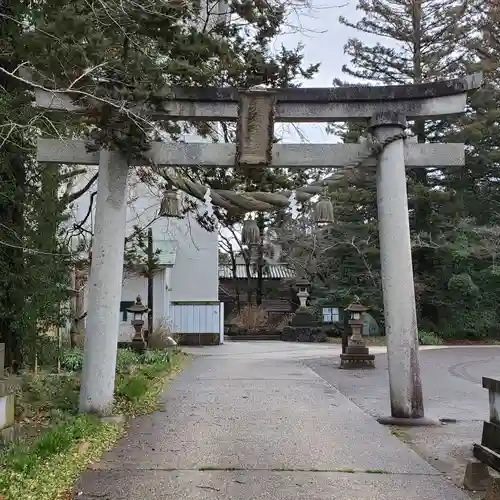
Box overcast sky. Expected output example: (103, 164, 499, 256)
(274, 0, 366, 144)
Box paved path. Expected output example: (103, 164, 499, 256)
(305, 345, 500, 421)
(74, 342, 470, 499)
(305, 344, 500, 495)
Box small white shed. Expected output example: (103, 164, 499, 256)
(118, 211, 223, 345)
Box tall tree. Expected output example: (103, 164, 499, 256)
(328, 0, 491, 335)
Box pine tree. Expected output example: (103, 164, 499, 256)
(329, 0, 493, 335)
(0, 0, 321, 350)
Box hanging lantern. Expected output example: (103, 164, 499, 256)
(159, 189, 180, 218)
(204, 187, 214, 218)
(315, 196, 334, 224)
(242, 219, 260, 245)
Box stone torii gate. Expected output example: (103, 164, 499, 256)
(35, 74, 482, 422)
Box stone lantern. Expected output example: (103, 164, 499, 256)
(339, 301, 375, 369)
(295, 278, 310, 308)
(126, 295, 149, 352)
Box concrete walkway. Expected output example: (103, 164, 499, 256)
(74, 342, 470, 499)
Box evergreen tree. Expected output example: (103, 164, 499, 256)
(324, 0, 498, 336)
(0, 0, 321, 366)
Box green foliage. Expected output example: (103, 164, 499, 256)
(419, 331, 444, 346)
(115, 348, 142, 374)
(115, 374, 149, 403)
(141, 349, 172, 366)
(2, 415, 99, 474)
(447, 273, 479, 296)
(60, 348, 84, 372)
(0, 414, 122, 500)
(15, 372, 80, 419)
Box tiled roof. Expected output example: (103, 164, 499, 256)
(219, 264, 295, 280)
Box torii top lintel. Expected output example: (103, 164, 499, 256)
(164, 73, 482, 103)
(34, 73, 482, 123)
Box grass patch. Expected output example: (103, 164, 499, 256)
(114, 349, 188, 416)
(390, 427, 410, 443)
(0, 415, 123, 500)
(0, 348, 188, 500)
(364, 469, 390, 474)
(418, 331, 444, 346)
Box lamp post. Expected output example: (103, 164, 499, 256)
(126, 295, 149, 352)
(339, 301, 375, 369)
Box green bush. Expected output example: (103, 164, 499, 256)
(17, 372, 80, 418)
(419, 331, 443, 346)
(21, 336, 61, 370)
(60, 348, 84, 372)
(115, 348, 141, 374)
(139, 363, 169, 380)
(140, 349, 171, 365)
(60, 347, 173, 374)
(116, 374, 148, 403)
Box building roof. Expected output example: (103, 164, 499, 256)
(219, 263, 295, 280)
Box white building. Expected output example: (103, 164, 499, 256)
(70, 168, 223, 345)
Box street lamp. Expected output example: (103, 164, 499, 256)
(126, 295, 149, 352)
(340, 300, 375, 369)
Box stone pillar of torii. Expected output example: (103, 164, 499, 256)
(35, 73, 482, 424)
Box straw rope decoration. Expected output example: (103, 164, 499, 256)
(155, 131, 409, 214)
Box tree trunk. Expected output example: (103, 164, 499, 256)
(147, 228, 154, 340)
(256, 213, 265, 306)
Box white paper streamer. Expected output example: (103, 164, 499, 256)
(204, 187, 214, 218)
(289, 190, 298, 220)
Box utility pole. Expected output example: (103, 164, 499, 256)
(147, 227, 154, 340)
(256, 212, 265, 306)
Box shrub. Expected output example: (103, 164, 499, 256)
(16, 372, 80, 419)
(229, 304, 271, 333)
(141, 349, 171, 365)
(115, 374, 148, 403)
(419, 331, 443, 346)
(60, 348, 84, 372)
(148, 319, 179, 349)
(115, 348, 141, 374)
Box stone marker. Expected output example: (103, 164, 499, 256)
(463, 459, 491, 491)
